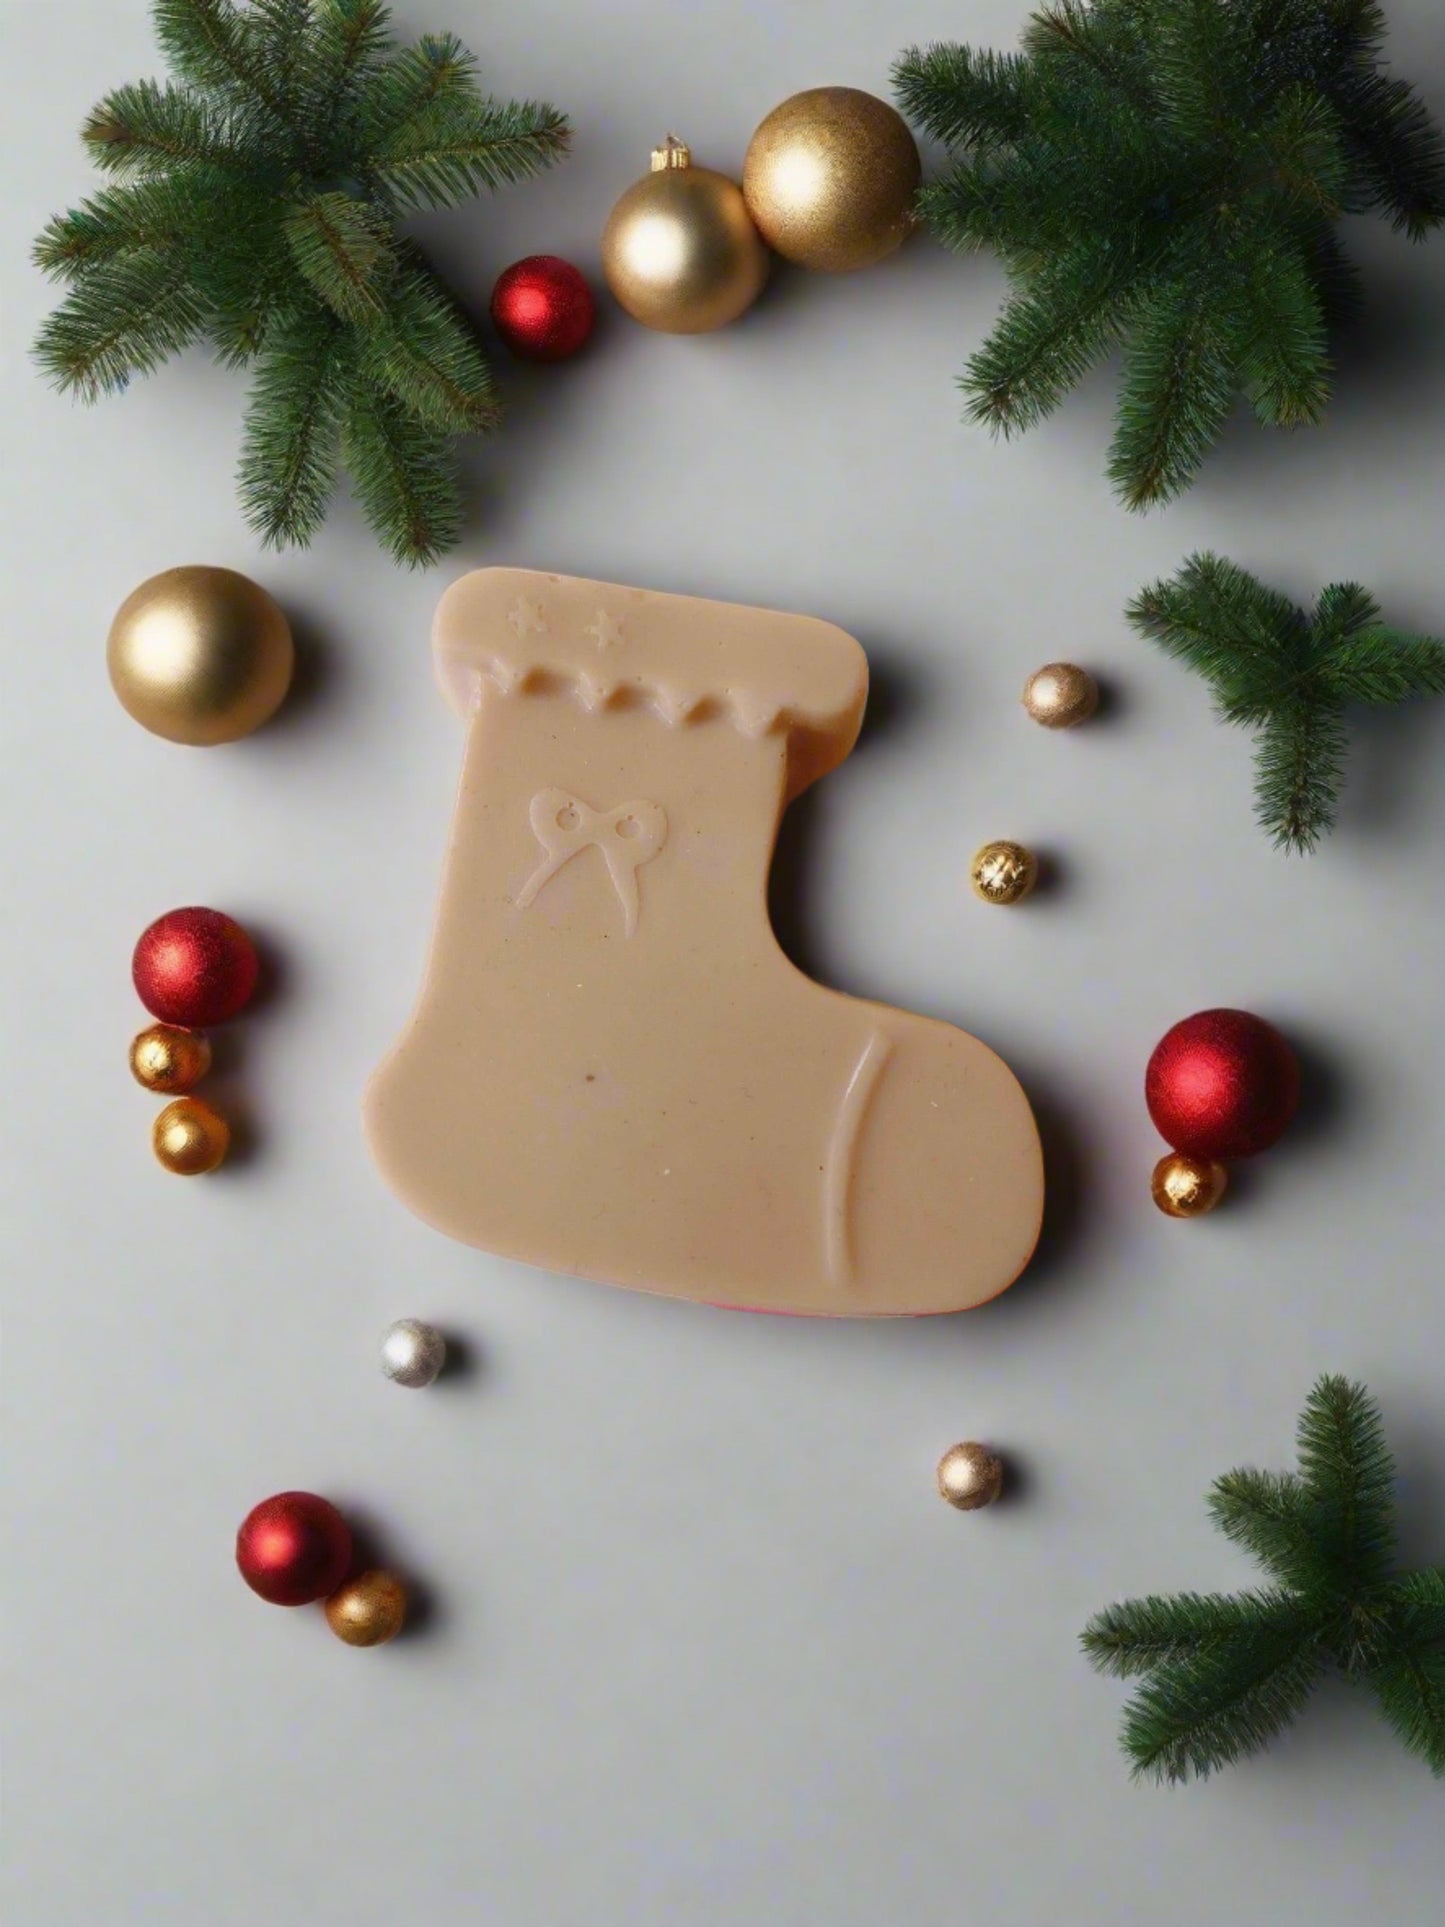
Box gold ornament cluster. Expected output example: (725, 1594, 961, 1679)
(602, 88, 921, 334)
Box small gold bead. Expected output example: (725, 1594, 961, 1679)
(130, 1023, 212, 1094)
(153, 1097, 230, 1176)
(1151, 1152, 1228, 1219)
(325, 1570, 408, 1647)
(937, 1441, 1005, 1511)
(1022, 662, 1099, 728)
(971, 840, 1039, 905)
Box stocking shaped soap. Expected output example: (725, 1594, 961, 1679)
(365, 570, 1043, 1315)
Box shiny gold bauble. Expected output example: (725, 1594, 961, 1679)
(743, 87, 921, 272)
(1022, 662, 1100, 729)
(325, 1569, 408, 1647)
(153, 1096, 231, 1175)
(1152, 1152, 1228, 1219)
(937, 1442, 1005, 1511)
(108, 566, 294, 745)
(130, 1023, 212, 1094)
(602, 137, 768, 334)
(971, 840, 1039, 905)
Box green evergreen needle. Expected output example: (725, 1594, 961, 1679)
(32, 0, 570, 565)
(1082, 1377, 1445, 1783)
(896, 1, 1445, 508)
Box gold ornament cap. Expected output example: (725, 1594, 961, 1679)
(971, 840, 1039, 906)
(937, 1442, 1005, 1511)
(651, 136, 692, 171)
(108, 565, 294, 746)
(1152, 1152, 1228, 1219)
(1022, 662, 1099, 729)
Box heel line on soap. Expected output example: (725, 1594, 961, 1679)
(823, 1029, 891, 1292)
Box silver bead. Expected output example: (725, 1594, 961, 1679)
(380, 1318, 447, 1388)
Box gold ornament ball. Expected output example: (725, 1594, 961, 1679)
(602, 138, 769, 334)
(937, 1442, 1005, 1511)
(153, 1096, 230, 1176)
(325, 1569, 408, 1647)
(971, 840, 1039, 905)
(130, 1023, 212, 1095)
(108, 566, 294, 746)
(1022, 662, 1100, 729)
(742, 86, 921, 272)
(1152, 1152, 1229, 1219)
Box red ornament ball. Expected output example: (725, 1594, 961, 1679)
(236, 1492, 353, 1607)
(1146, 1009, 1301, 1160)
(490, 254, 596, 361)
(133, 907, 259, 1027)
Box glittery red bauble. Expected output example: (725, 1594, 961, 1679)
(236, 1492, 353, 1607)
(133, 907, 259, 1027)
(1146, 1009, 1301, 1160)
(490, 255, 596, 361)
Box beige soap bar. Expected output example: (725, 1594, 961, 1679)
(364, 569, 1043, 1316)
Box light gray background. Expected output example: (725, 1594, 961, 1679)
(4, 3, 1444, 1922)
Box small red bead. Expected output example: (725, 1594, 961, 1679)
(236, 1492, 353, 1607)
(1146, 1008, 1300, 1160)
(490, 255, 596, 362)
(133, 907, 259, 1027)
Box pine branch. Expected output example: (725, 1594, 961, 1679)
(962, 243, 1143, 434)
(1107, 280, 1240, 508)
(1386, 1568, 1445, 1643)
(1128, 555, 1445, 850)
(1254, 698, 1349, 851)
(1295, 1376, 1398, 1597)
(1319, 626, 1445, 705)
(1085, 1377, 1445, 1782)
(358, 265, 499, 433)
(33, 179, 195, 280)
(1082, 1588, 1305, 1678)
(153, 0, 292, 125)
(893, 44, 1033, 151)
(34, 250, 206, 399)
(283, 191, 396, 323)
(83, 80, 246, 176)
(1369, 1647, 1445, 1774)
(341, 384, 461, 565)
(1207, 1470, 1325, 1592)
(33, 0, 571, 563)
(1120, 1625, 1323, 1783)
(898, 0, 1445, 506)
(238, 303, 350, 548)
(369, 95, 570, 212)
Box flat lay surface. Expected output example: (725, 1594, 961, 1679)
(3, 3, 1444, 1922)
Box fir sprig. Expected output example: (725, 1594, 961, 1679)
(33, 0, 570, 564)
(1128, 553, 1445, 852)
(896, 1, 1445, 509)
(1083, 1377, 1445, 1784)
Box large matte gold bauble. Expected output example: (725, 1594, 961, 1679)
(1151, 1152, 1228, 1219)
(937, 1442, 1005, 1511)
(743, 87, 921, 272)
(602, 138, 768, 334)
(325, 1569, 408, 1647)
(153, 1097, 231, 1176)
(108, 566, 294, 745)
(130, 1023, 212, 1094)
(971, 840, 1039, 906)
(1022, 662, 1100, 729)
